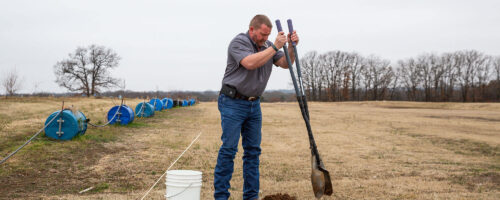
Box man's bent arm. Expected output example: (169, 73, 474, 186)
(240, 47, 278, 70)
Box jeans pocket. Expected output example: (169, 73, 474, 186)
(218, 95, 223, 111)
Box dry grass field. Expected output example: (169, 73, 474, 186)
(0, 97, 499, 199)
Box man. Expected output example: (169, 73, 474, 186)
(214, 14, 299, 200)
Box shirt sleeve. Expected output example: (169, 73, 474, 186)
(229, 36, 254, 67)
(273, 50, 285, 66)
(267, 40, 285, 66)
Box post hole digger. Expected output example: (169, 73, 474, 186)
(275, 19, 333, 198)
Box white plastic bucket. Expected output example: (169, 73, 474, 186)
(165, 170, 202, 200)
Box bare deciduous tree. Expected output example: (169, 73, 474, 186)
(316, 54, 327, 101)
(390, 67, 401, 100)
(429, 54, 445, 101)
(348, 53, 363, 101)
(324, 51, 348, 101)
(494, 56, 500, 100)
(300, 51, 320, 100)
(456, 50, 488, 102)
(361, 62, 372, 100)
(476, 56, 491, 101)
(363, 56, 392, 100)
(440, 53, 458, 101)
(54, 44, 121, 97)
(416, 54, 431, 101)
(398, 58, 421, 101)
(2, 68, 22, 96)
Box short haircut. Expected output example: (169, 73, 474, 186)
(249, 14, 272, 30)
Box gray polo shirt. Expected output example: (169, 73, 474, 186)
(221, 32, 284, 97)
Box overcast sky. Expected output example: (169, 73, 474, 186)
(1, 0, 499, 94)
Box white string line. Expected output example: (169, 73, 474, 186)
(136, 101, 146, 117)
(139, 131, 203, 200)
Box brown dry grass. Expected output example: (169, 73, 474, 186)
(0, 98, 499, 199)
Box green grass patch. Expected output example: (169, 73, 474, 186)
(75, 129, 117, 143)
(27, 138, 55, 151)
(90, 182, 110, 193)
(399, 131, 500, 157)
(0, 134, 30, 153)
(126, 121, 150, 128)
(112, 182, 138, 193)
(451, 171, 500, 192)
(0, 168, 7, 176)
(0, 113, 12, 132)
(429, 138, 500, 157)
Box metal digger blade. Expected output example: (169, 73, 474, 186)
(319, 161, 333, 196)
(311, 155, 325, 198)
(311, 153, 333, 198)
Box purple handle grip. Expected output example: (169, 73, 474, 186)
(287, 19, 294, 33)
(275, 20, 283, 32)
(287, 19, 296, 46)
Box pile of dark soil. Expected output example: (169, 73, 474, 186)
(262, 193, 297, 200)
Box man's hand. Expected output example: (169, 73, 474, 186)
(275, 30, 299, 69)
(274, 31, 287, 49)
(288, 30, 299, 46)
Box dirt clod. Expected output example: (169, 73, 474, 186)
(262, 193, 297, 200)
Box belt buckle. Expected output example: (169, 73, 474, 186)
(248, 97, 256, 101)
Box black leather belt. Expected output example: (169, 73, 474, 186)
(220, 84, 259, 101)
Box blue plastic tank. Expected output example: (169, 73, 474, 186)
(107, 105, 135, 125)
(182, 100, 188, 107)
(166, 98, 174, 109)
(149, 98, 164, 111)
(161, 98, 168, 109)
(135, 102, 155, 117)
(44, 110, 88, 140)
(190, 98, 196, 106)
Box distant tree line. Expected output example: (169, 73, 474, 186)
(299, 50, 500, 102)
(6, 45, 500, 103)
(3, 89, 296, 103)
(102, 90, 219, 102)
(102, 90, 297, 102)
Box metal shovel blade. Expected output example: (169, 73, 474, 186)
(311, 153, 333, 198)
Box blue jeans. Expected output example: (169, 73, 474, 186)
(214, 94, 262, 200)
